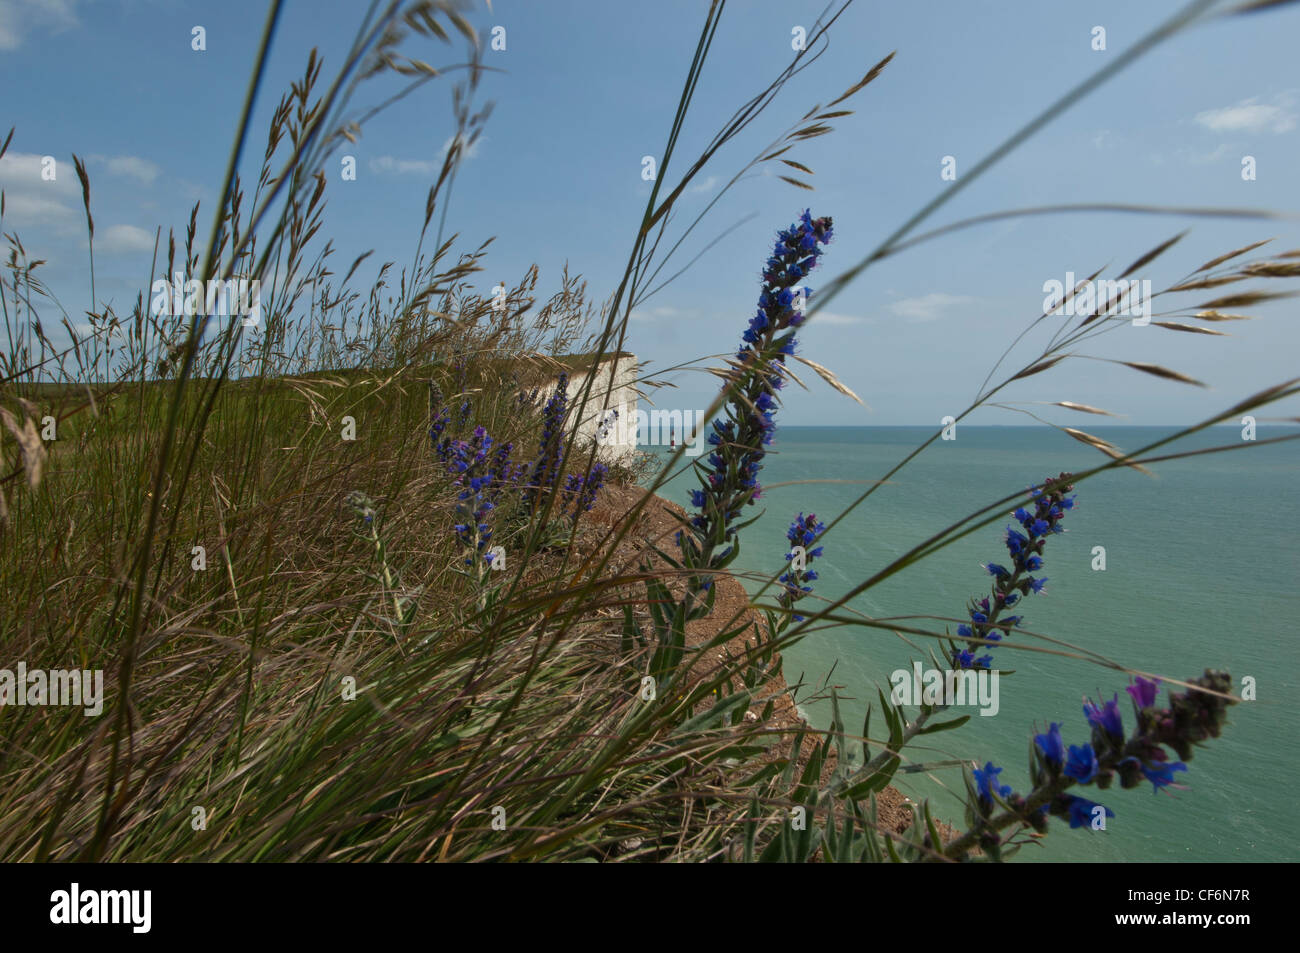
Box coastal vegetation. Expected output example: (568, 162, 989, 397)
(1, 0, 1296, 862)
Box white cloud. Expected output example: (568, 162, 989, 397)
(688, 175, 719, 194)
(0, 151, 80, 195)
(175, 179, 207, 202)
(71, 321, 124, 339)
(369, 155, 438, 176)
(89, 154, 162, 185)
(440, 132, 481, 161)
(1176, 142, 1234, 165)
(888, 292, 973, 323)
(628, 305, 682, 323)
(369, 134, 486, 177)
(1, 191, 77, 224)
(1194, 93, 1297, 134)
(97, 224, 155, 254)
(0, 0, 82, 51)
(0, 151, 80, 225)
(807, 311, 866, 326)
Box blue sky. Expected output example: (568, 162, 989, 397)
(2, 0, 1298, 425)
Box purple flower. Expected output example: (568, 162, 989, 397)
(1127, 676, 1161, 709)
(524, 374, 570, 512)
(959, 672, 1234, 855)
(1083, 693, 1125, 743)
(559, 462, 609, 520)
(429, 405, 451, 450)
(432, 424, 520, 564)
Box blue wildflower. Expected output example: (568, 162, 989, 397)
(949, 474, 1075, 670)
(1064, 796, 1114, 830)
(1084, 693, 1125, 746)
(960, 671, 1236, 856)
(1035, 723, 1065, 769)
(1064, 743, 1099, 783)
(777, 512, 827, 624)
(523, 373, 569, 512)
(679, 211, 832, 605)
(973, 761, 1014, 813)
(1141, 760, 1188, 792)
(558, 461, 609, 521)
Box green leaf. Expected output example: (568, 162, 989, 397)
(835, 812, 856, 863)
(644, 577, 672, 640)
(829, 688, 849, 782)
(884, 831, 903, 863)
(793, 735, 825, 806)
(861, 705, 872, 764)
(897, 758, 969, 774)
(878, 688, 904, 751)
(703, 617, 752, 649)
(740, 760, 787, 788)
(671, 690, 752, 735)
(916, 714, 971, 735)
(923, 801, 943, 853)
(820, 812, 838, 863)
(861, 797, 883, 863)
(781, 731, 804, 789)
(841, 767, 893, 799)
(757, 824, 786, 862)
(711, 533, 742, 569)
(743, 797, 760, 863)
(620, 604, 643, 654)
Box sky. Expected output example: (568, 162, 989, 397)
(1, 0, 1298, 425)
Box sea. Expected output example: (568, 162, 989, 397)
(654, 425, 1299, 863)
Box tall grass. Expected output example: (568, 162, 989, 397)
(0, 0, 1296, 862)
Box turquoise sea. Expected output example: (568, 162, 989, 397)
(656, 426, 1299, 863)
